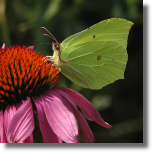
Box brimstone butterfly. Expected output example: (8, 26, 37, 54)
(41, 18, 133, 89)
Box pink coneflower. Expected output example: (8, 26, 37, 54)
(0, 44, 112, 143)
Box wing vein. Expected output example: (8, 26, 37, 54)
(68, 64, 94, 87)
(68, 42, 108, 61)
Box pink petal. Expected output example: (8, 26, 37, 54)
(28, 46, 34, 50)
(1, 43, 5, 49)
(77, 112, 94, 143)
(51, 89, 94, 143)
(23, 133, 33, 143)
(0, 110, 3, 142)
(34, 96, 62, 143)
(4, 105, 16, 134)
(6, 98, 34, 143)
(41, 91, 79, 143)
(0, 110, 7, 143)
(54, 86, 113, 129)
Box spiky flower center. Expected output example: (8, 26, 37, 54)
(0, 46, 59, 109)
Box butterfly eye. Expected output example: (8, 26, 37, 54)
(54, 43, 60, 51)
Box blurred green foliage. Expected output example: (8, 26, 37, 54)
(0, 0, 143, 143)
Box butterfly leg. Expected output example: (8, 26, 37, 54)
(43, 56, 54, 62)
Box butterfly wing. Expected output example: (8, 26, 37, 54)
(59, 18, 133, 89)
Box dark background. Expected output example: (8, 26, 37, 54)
(0, 0, 143, 143)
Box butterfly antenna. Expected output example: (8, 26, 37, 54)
(40, 27, 59, 49)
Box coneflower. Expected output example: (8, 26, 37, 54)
(0, 43, 112, 143)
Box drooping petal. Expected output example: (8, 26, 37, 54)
(4, 105, 16, 134)
(0, 110, 3, 143)
(54, 86, 113, 129)
(76, 112, 94, 143)
(0, 110, 7, 143)
(41, 91, 79, 143)
(34, 96, 62, 143)
(6, 98, 34, 143)
(51, 89, 94, 143)
(23, 133, 33, 143)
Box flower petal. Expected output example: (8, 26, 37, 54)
(23, 133, 33, 143)
(1, 43, 5, 49)
(0, 110, 7, 143)
(27, 46, 34, 50)
(41, 91, 79, 143)
(4, 105, 16, 134)
(6, 98, 34, 143)
(0, 110, 3, 143)
(54, 86, 113, 129)
(34, 96, 62, 143)
(51, 89, 94, 143)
